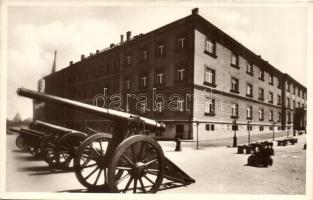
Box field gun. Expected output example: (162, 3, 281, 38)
(17, 87, 195, 193)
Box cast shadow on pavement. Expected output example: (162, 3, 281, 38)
(18, 166, 73, 176)
(57, 181, 186, 193)
(15, 155, 42, 161)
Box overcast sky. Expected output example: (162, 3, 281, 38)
(6, 5, 308, 120)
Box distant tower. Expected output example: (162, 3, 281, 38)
(51, 50, 57, 73)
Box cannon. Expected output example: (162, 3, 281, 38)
(10, 127, 49, 157)
(17, 87, 195, 193)
(34, 120, 89, 169)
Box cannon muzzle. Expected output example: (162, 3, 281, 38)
(17, 87, 165, 129)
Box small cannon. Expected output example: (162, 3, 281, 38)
(34, 120, 89, 169)
(17, 87, 195, 193)
(10, 127, 48, 156)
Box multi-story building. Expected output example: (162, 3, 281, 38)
(36, 8, 307, 140)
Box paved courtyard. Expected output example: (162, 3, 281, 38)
(5, 133, 306, 194)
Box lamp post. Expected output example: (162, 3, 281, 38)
(232, 116, 238, 147)
(272, 121, 275, 141)
(196, 121, 199, 150)
(287, 122, 290, 138)
(247, 120, 251, 144)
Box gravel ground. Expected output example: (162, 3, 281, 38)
(5, 134, 306, 194)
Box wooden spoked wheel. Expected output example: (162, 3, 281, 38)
(16, 135, 26, 150)
(54, 133, 86, 170)
(74, 133, 111, 191)
(39, 135, 59, 168)
(108, 135, 164, 193)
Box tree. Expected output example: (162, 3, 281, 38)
(12, 113, 22, 122)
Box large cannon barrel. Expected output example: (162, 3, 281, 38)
(17, 87, 165, 129)
(35, 120, 87, 136)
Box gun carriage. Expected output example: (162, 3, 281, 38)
(17, 87, 195, 193)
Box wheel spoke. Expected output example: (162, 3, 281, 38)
(144, 159, 158, 166)
(84, 166, 100, 180)
(89, 144, 101, 157)
(81, 163, 97, 169)
(139, 177, 146, 193)
(146, 169, 159, 174)
(122, 176, 133, 193)
(122, 154, 134, 166)
(93, 168, 102, 185)
(143, 175, 155, 186)
(133, 177, 137, 193)
(104, 168, 107, 184)
(98, 139, 104, 156)
(116, 166, 132, 171)
(116, 172, 130, 185)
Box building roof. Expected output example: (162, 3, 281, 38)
(46, 8, 306, 90)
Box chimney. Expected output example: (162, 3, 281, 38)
(110, 43, 115, 48)
(96, 50, 100, 54)
(51, 50, 57, 74)
(120, 34, 124, 44)
(81, 54, 85, 60)
(126, 31, 131, 41)
(192, 8, 199, 15)
(69, 61, 73, 65)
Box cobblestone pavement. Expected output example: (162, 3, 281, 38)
(5, 134, 306, 194)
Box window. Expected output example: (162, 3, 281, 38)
(231, 104, 239, 118)
(139, 74, 148, 88)
(231, 52, 239, 68)
(287, 98, 290, 108)
(259, 69, 264, 81)
(298, 89, 301, 97)
(259, 108, 264, 120)
(156, 72, 165, 86)
(246, 62, 253, 75)
(141, 49, 148, 62)
(302, 103, 304, 108)
(293, 86, 296, 94)
(205, 37, 216, 56)
(124, 80, 131, 90)
(157, 43, 166, 57)
(277, 95, 281, 105)
(259, 126, 264, 131)
(176, 67, 186, 82)
(277, 112, 281, 122)
(246, 106, 253, 119)
(269, 74, 273, 85)
(177, 36, 186, 50)
(287, 112, 291, 123)
(268, 92, 273, 103)
(277, 79, 282, 89)
(230, 77, 239, 93)
(206, 124, 215, 131)
(258, 88, 264, 101)
(292, 100, 295, 109)
(126, 55, 131, 65)
(269, 110, 273, 121)
(298, 102, 301, 108)
(287, 82, 290, 92)
(204, 67, 216, 86)
(246, 83, 253, 97)
(302, 91, 305, 99)
(204, 98, 215, 115)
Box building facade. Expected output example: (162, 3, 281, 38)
(36, 8, 307, 140)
